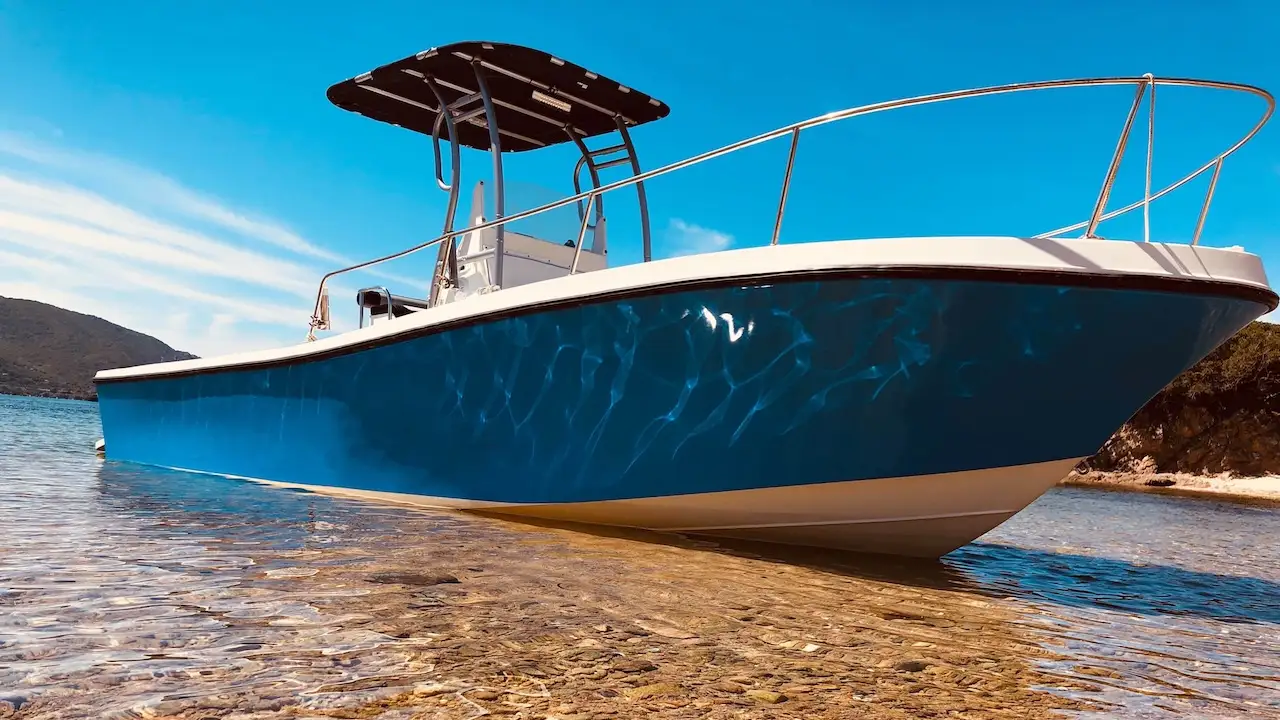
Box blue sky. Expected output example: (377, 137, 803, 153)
(1, 0, 1278, 355)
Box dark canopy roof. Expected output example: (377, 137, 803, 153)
(326, 41, 671, 153)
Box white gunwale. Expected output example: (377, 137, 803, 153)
(95, 236, 1274, 381)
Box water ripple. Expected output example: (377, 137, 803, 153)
(3, 395, 1278, 718)
(951, 488, 1280, 717)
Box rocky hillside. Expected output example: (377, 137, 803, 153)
(0, 297, 196, 401)
(1082, 320, 1280, 477)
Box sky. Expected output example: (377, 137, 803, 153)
(1, 0, 1279, 356)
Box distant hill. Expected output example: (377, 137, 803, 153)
(0, 297, 197, 401)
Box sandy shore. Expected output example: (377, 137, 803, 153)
(1062, 470, 1280, 503)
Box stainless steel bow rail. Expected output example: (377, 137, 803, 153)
(307, 74, 1274, 339)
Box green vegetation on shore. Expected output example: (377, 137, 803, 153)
(1083, 320, 1280, 477)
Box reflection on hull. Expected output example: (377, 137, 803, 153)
(97, 274, 1269, 557)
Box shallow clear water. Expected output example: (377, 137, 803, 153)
(950, 491, 1280, 717)
(2, 395, 1277, 718)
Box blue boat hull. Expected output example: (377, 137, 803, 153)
(96, 274, 1268, 553)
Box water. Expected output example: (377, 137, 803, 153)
(2, 395, 1277, 718)
(951, 494, 1280, 717)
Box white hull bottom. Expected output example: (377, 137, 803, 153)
(233, 457, 1083, 558)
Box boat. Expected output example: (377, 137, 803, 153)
(93, 41, 1277, 558)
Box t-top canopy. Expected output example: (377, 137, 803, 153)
(326, 41, 671, 153)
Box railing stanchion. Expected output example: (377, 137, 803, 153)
(771, 128, 801, 246)
(1085, 80, 1149, 239)
(570, 193, 596, 275)
(1143, 74, 1156, 243)
(1192, 158, 1224, 247)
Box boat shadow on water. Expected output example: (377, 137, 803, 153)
(494, 515, 1280, 627)
(96, 462, 1280, 628)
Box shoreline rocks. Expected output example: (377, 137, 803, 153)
(1060, 468, 1280, 503)
(1080, 321, 1280, 479)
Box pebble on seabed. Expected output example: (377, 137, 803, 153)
(8, 398, 1280, 720)
(6, 516, 1113, 720)
(116, 518, 1101, 720)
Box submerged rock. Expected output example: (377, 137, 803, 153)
(367, 572, 460, 586)
(709, 680, 745, 694)
(745, 689, 787, 703)
(412, 682, 460, 697)
(612, 658, 657, 673)
(623, 682, 682, 699)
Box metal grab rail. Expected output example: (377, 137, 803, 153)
(307, 75, 1274, 338)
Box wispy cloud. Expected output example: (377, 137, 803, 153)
(0, 132, 422, 357)
(0, 131, 343, 265)
(662, 218, 734, 258)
